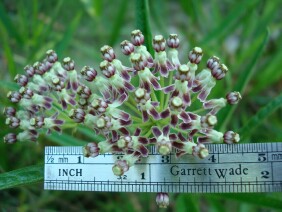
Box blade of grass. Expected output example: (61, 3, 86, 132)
(176, 194, 199, 212)
(135, 0, 153, 55)
(150, 0, 167, 36)
(200, 0, 259, 46)
(0, 164, 43, 190)
(238, 93, 282, 140)
(109, 0, 128, 46)
(0, 22, 17, 79)
(79, 0, 101, 18)
(211, 194, 282, 210)
(28, 0, 64, 62)
(219, 29, 269, 131)
(0, 1, 23, 44)
(251, 48, 282, 95)
(77, 125, 104, 142)
(55, 12, 82, 57)
(48, 132, 85, 146)
(0, 80, 19, 91)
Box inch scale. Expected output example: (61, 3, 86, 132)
(44, 143, 282, 193)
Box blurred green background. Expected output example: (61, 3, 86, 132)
(0, 0, 282, 211)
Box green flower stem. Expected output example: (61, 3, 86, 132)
(159, 76, 165, 110)
(151, 89, 159, 104)
(164, 71, 174, 109)
(61, 123, 78, 129)
(171, 126, 188, 135)
(124, 101, 140, 115)
(192, 108, 206, 114)
(131, 122, 151, 128)
(144, 127, 153, 137)
(190, 94, 198, 104)
(131, 115, 143, 123)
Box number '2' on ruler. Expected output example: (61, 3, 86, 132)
(44, 143, 282, 193)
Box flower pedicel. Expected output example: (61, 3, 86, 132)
(4, 30, 242, 208)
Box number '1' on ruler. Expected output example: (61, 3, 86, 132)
(44, 143, 282, 193)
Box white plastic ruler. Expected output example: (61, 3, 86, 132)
(44, 143, 282, 193)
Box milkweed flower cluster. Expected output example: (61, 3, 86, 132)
(4, 30, 241, 207)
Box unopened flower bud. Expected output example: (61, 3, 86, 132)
(96, 117, 106, 128)
(226, 91, 242, 105)
(77, 85, 92, 99)
(167, 34, 179, 48)
(201, 115, 217, 128)
(112, 160, 129, 176)
(100, 60, 116, 78)
(7, 91, 22, 103)
(223, 131, 240, 144)
(83, 142, 100, 158)
(130, 53, 147, 71)
(4, 133, 17, 144)
(14, 74, 28, 86)
(69, 108, 85, 123)
(207, 56, 220, 71)
(52, 77, 65, 91)
(5, 117, 20, 128)
(120, 40, 134, 55)
(19, 87, 34, 99)
(134, 88, 145, 99)
(80, 66, 97, 81)
(131, 29, 144, 46)
(156, 193, 169, 208)
(3, 107, 16, 117)
(117, 136, 131, 148)
(192, 143, 209, 159)
(100, 45, 116, 62)
(153, 35, 166, 52)
(158, 142, 172, 155)
(188, 47, 203, 64)
(24, 65, 35, 78)
(33, 62, 46, 75)
(46, 49, 58, 63)
(175, 64, 190, 81)
(211, 64, 228, 80)
(63, 57, 75, 71)
(171, 96, 183, 109)
(30, 117, 45, 128)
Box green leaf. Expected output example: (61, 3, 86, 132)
(239, 93, 282, 140)
(135, 0, 153, 55)
(219, 29, 269, 131)
(212, 194, 282, 210)
(0, 164, 43, 190)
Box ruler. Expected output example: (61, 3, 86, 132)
(44, 143, 282, 193)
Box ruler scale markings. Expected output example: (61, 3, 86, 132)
(44, 143, 282, 193)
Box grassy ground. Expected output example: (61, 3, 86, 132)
(0, 0, 282, 211)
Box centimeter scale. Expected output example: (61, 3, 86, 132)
(44, 143, 282, 193)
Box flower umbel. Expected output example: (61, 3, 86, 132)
(4, 30, 242, 207)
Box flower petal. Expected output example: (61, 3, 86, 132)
(152, 126, 162, 137)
